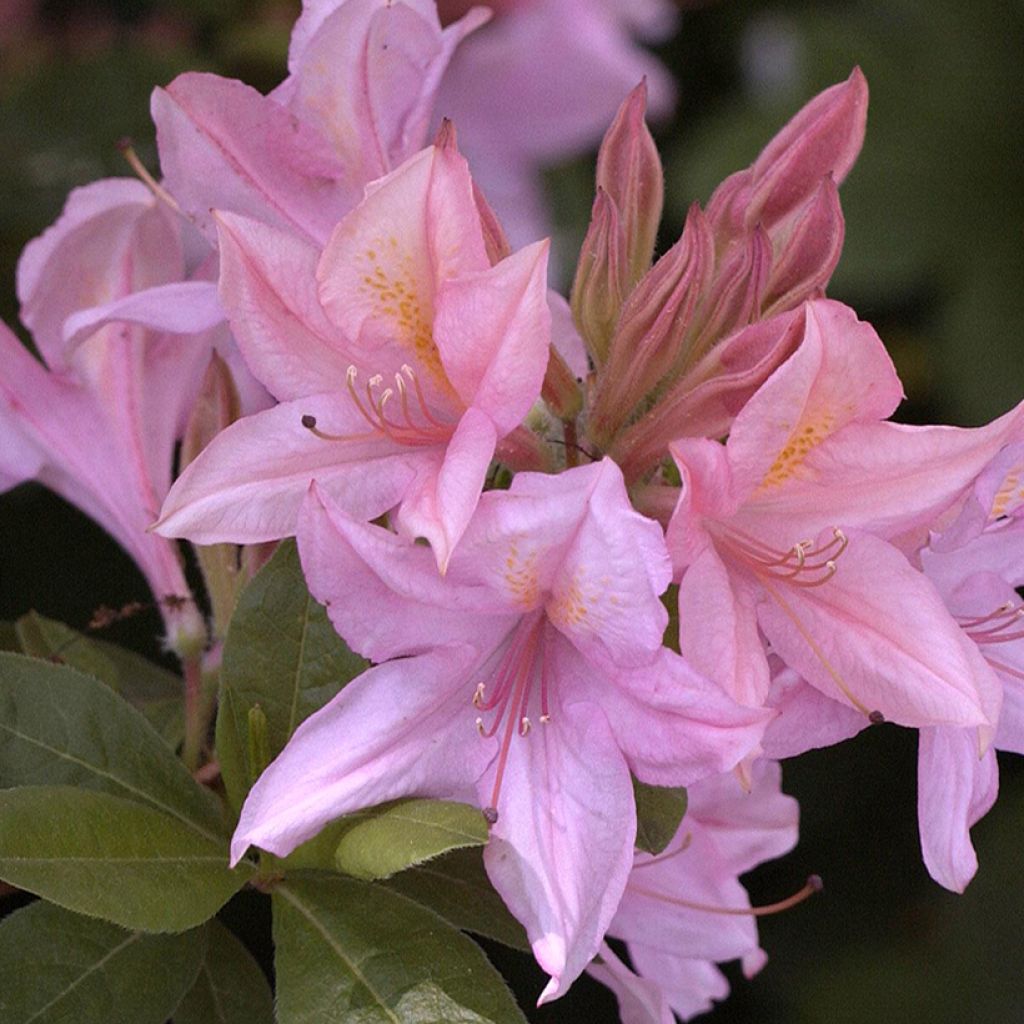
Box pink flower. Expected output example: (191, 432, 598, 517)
(156, 143, 551, 570)
(665, 298, 1020, 732)
(590, 760, 802, 1022)
(434, 0, 677, 247)
(152, 0, 488, 245)
(230, 459, 768, 1002)
(1, 179, 212, 650)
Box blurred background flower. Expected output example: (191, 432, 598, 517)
(1, 2, 1022, 1021)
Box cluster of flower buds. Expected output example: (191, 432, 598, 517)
(3, 2, 1022, 1019)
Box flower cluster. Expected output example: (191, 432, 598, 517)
(3, 2, 1023, 1019)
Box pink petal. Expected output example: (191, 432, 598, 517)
(215, 211, 354, 400)
(482, 698, 635, 1004)
(231, 644, 494, 864)
(586, 942, 674, 1024)
(298, 481, 516, 662)
(152, 72, 350, 244)
(154, 392, 423, 543)
(726, 299, 903, 502)
(434, 239, 551, 435)
(62, 281, 225, 352)
(917, 726, 998, 892)
(762, 667, 867, 758)
(394, 404, 497, 570)
(756, 530, 1002, 730)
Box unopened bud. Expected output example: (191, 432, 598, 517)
(570, 188, 627, 366)
(596, 80, 664, 290)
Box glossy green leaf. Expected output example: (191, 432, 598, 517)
(0, 652, 224, 840)
(0, 901, 206, 1024)
(383, 848, 529, 952)
(16, 611, 123, 689)
(633, 777, 687, 856)
(334, 799, 489, 881)
(218, 540, 367, 811)
(0, 786, 252, 931)
(273, 874, 526, 1024)
(172, 920, 273, 1024)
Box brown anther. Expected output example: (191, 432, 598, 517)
(483, 806, 499, 825)
(301, 414, 317, 429)
(868, 710, 886, 725)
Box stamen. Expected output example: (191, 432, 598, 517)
(959, 602, 1024, 644)
(117, 138, 182, 215)
(869, 710, 886, 725)
(483, 807, 499, 825)
(719, 526, 847, 588)
(473, 683, 486, 708)
(627, 874, 823, 917)
(519, 717, 531, 736)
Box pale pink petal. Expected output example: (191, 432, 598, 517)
(317, 146, 487, 400)
(546, 458, 671, 667)
(434, 239, 550, 435)
(62, 281, 225, 352)
(483, 698, 635, 1004)
(154, 393, 422, 543)
(581, 646, 771, 787)
(749, 407, 1024, 544)
(152, 73, 349, 244)
(756, 530, 1002, 730)
(628, 946, 730, 1023)
(586, 943, 674, 1024)
(215, 211, 354, 400)
(395, 404, 497, 569)
(918, 726, 998, 892)
(762, 667, 866, 758)
(231, 645, 494, 864)
(726, 299, 903, 502)
(548, 288, 589, 378)
(677, 546, 770, 708)
(666, 437, 738, 568)
(298, 483, 516, 662)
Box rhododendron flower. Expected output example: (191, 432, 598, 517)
(230, 459, 769, 1002)
(152, 0, 488, 245)
(156, 143, 551, 570)
(665, 298, 1022, 732)
(0, 179, 212, 650)
(590, 760, 801, 1022)
(435, 0, 678, 247)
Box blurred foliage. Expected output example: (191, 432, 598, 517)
(0, 1, 1022, 1022)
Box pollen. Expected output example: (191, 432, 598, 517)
(548, 574, 590, 628)
(989, 464, 1024, 519)
(759, 412, 835, 490)
(503, 541, 540, 607)
(356, 242, 450, 390)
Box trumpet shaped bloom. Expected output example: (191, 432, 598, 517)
(590, 760, 800, 1022)
(152, 0, 488, 244)
(1, 179, 211, 649)
(666, 298, 1021, 732)
(230, 459, 768, 1002)
(156, 144, 551, 570)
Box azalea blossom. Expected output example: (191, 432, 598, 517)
(664, 298, 1022, 733)
(230, 459, 769, 1001)
(156, 142, 551, 570)
(1, 178, 212, 651)
(152, 0, 488, 246)
(589, 760, 802, 1022)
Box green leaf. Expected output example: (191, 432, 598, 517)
(273, 874, 527, 1024)
(218, 540, 367, 811)
(0, 901, 206, 1024)
(0, 652, 223, 841)
(16, 611, 122, 689)
(0, 621, 19, 652)
(0, 786, 252, 932)
(633, 777, 688, 856)
(172, 920, 273, 1024)
(13, 614, 186, 747)
(383, 848, 529, 952)
(334, 799, 489, 881)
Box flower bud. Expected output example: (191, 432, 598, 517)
(570, 188, 626, 366)
(596, 80, 664, 290)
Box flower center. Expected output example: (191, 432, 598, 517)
(715, 525, 847, 587)
(472, 611, 551, 822)
(301, 364, 452, 447)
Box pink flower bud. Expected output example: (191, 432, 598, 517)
(596, 80, 664, 290)
(570, 187, 627, 366)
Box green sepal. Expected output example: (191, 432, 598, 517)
(633, 776, 688, 855)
